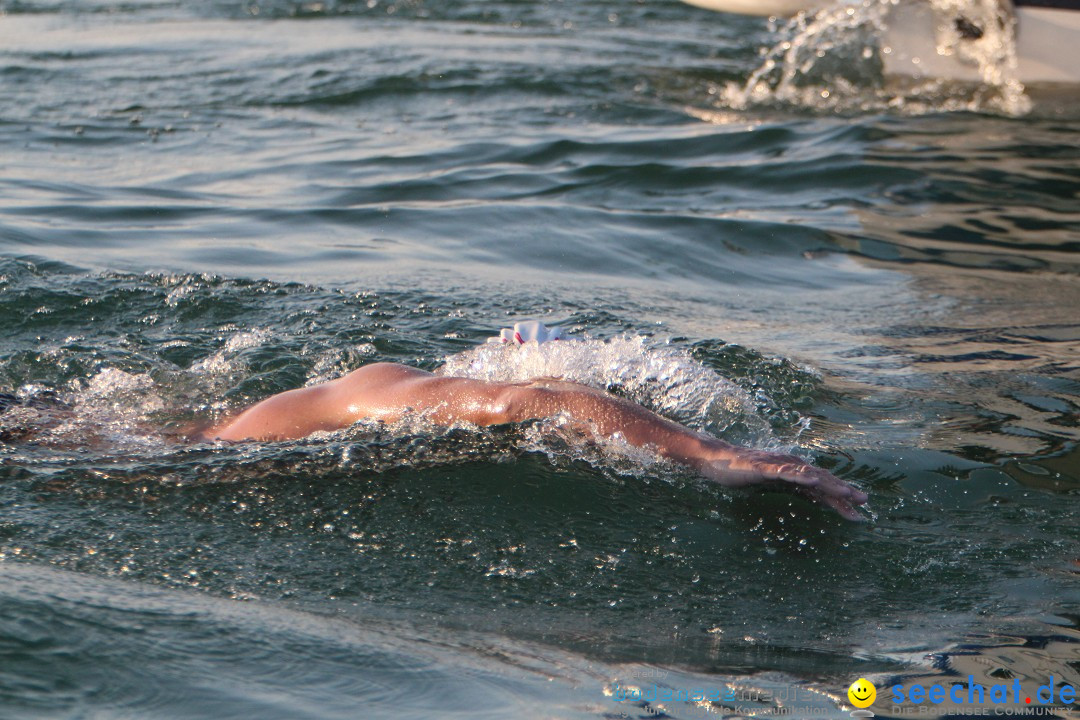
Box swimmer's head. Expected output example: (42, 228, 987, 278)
(487, 320, 563, 346)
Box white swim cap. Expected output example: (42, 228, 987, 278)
(486, 320, 563, 345)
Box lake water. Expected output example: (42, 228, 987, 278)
(1, 0, 1078, 718)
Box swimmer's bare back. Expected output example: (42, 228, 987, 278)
(205, 362, 868, 520)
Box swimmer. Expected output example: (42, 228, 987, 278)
(200, 323, 869, 520)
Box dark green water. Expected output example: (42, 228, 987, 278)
(1, 1, 1078, 718)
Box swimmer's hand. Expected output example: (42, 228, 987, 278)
(697, 448, 869, 521)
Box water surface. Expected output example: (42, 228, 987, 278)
(1, 0, 1078, 717)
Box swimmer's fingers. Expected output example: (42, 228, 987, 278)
(769, 460, 870, 521)
(771, 460, 869, 504)
(700, 450, 869, 521)
(804, 489, 867, 522)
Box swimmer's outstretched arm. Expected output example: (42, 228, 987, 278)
(207, 362, 868, 519)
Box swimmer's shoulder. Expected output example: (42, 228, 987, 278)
(339, 361, 433, 385)
(330, 362, 435, 407)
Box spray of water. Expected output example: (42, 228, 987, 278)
(926, 0, 1029, 112)
(438, 335, 798, 479)
(438, 335, 782, 448)
(1, 329, 798, 489)
(717, 0, 1030, 116)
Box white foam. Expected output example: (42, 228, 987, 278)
(189, 328, 273, 381)
(438, 335, 780, 448)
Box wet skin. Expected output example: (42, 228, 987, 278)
(207, 362, 869, 520)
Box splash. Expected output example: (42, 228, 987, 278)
(2, 369, 169, 454)
(0, 317, 800, 485)
(920, 0, 1030, 114)
(931, 0, 1023, 86)
(189, 328, 274, 382)
(305, 342, 378, 387)
(438, 335, 784, 449)
(0, 329, 276, 456)
(716, 0, 1030, 116)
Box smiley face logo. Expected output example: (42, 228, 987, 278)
(848, 678, 876, 709)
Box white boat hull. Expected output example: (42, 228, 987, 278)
(680, 0, 1080, 84)
(680, 0, 833, 16)
(881, 4, 1080, 84)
